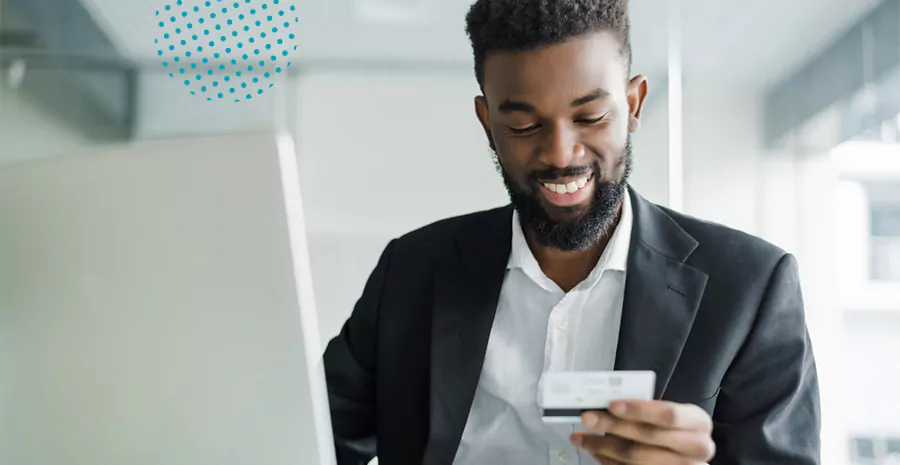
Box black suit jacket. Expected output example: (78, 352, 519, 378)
(324, 189, 821, 465)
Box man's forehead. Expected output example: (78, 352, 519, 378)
(482, 31, 628, 103)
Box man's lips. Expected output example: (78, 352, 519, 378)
(538, 173, 594, 207)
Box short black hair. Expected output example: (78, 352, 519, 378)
(465, 0, 632, 89)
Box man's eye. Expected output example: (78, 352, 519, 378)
(508, 125, 540, 135)
(576, 115, 605, 125)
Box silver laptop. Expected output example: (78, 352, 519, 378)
(0, 133, 335, 465)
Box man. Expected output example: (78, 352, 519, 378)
(324, 0, 821, 464)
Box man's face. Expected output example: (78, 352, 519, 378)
(475, 31, 647, 251)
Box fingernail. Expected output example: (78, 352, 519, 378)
(610, 402, 627, 415)
(582, 412, 599, 429)
(570, 434, 582, 447)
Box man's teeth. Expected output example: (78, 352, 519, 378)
(544, 176, 591, 194)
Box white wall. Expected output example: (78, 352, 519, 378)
(682, 87, 762, 235)
(629, 90, 670, 207)
(295, 71, 505, 236)
(0, 134, 333, 465)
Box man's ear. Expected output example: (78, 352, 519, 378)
(474, 96, 496, 151)
(626, 75, 649, 134)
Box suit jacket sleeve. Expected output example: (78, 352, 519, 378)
(711, 254, 821, 464)
(323, 240, 396, 465)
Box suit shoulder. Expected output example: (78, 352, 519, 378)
(660, 206, 788, 269)
(390, 205, 510, 257)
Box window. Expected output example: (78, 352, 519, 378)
(886, 437, 900, 456)
(867, 183, 900, 282)
(853, 436, 877, 462)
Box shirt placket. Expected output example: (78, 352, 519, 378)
(547, 423, 581, 465)
(544, 291, 585, 465)
(544, 292, 571, 373)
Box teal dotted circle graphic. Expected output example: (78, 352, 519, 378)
(154, 0, 299, 102)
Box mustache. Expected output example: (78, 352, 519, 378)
(529, 164, 598, 184)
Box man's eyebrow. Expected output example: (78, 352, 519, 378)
(496, 89, 610, 113)
(497, 100, 536, 114)
(571, 88, 610, 107)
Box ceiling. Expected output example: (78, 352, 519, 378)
(79, 0, 884, 92)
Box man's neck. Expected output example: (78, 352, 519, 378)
(525, 209, 622, 293)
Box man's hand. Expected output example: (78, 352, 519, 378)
(570, 400, 715, 465)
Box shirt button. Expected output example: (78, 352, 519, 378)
(557, 321, 568, 330)
(557, 451, 571, 463)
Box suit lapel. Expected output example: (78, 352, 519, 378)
(422, 207, 512, 465)
(615, 189, 709, 398)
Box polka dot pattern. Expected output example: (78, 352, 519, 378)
(155, 0, 298, 102)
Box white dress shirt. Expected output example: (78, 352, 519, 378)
(452, 193, 634, 465)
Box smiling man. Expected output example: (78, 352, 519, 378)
(323, 1, 821, 464)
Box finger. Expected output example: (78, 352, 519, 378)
(608, 400, 713, 432)
(585, 446, 627, 465)
(581, 411, 716, 460)
(574, 433, 697, 464)
(590, 455, 626, 465)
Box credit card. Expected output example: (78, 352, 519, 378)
(540, 371, 656, 423)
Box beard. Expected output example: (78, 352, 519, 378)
(495, 137, 633, 252)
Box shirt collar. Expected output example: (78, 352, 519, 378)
(507, 192, 633, 285)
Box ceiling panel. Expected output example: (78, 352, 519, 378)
(78, 0, 882, 92)
(354, 0, 441, 24)
(682, 0, 884, 90)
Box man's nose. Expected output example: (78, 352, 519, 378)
(540, 125, 586, 168)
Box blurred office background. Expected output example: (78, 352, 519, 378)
(2, 0, 900, 464)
